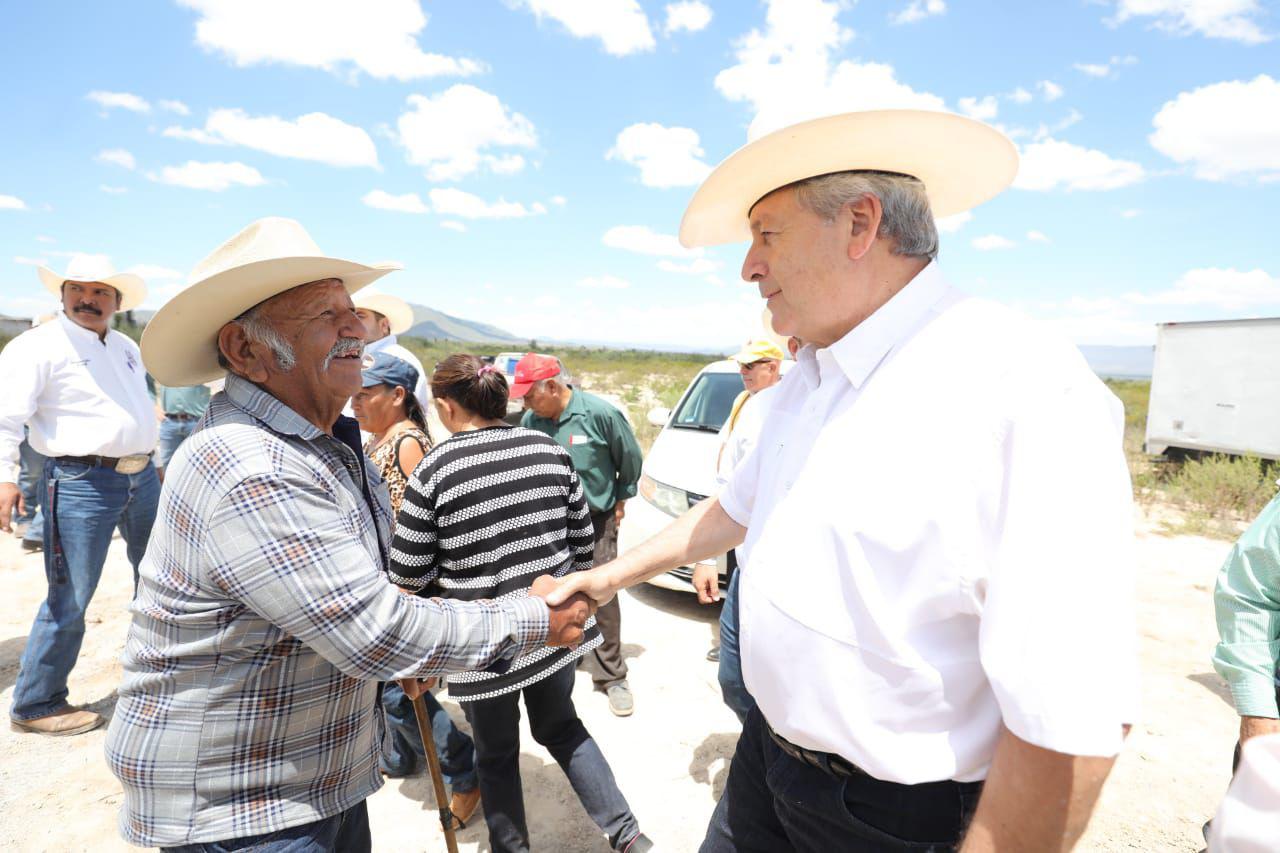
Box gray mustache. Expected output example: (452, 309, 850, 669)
(323, 337, 364, 369)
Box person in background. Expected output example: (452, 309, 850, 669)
(0, 255, 158, 737)
(351, 351, 481, 827)
(16, 430, 46, 553)
(154, 382, 212, 481)
(351, 288, 445, 440)
(714, 338, 785, 484)
(389, 354, 650, 853)
(514, 353, 645, 718)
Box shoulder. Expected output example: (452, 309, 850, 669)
(181, 399, 316, 492)
(0, 323, 58, 359)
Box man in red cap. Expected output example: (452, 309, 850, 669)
(513, 354, 644, 717)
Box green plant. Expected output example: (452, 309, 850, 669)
(1168, 454, 1277, 523)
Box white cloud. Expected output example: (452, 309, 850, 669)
(1107, 0, 1271, 44)
(86, 90, 151, 113)
(1121, 208, 1141, 218)
(159, 99, 191, 115)
(664, 1, 712, 34)
(427, 187, 545, 219)
(958, 95, 998, 121)
(36, 235, 55, 244)
(163, 125, 225, 145)
(440, 220, 467, 232)
(890, 0, 946, 25)
(14, 255, 47, 266)
(362, 189, 429, 213)
(715, 0, 946, 140)
(396, 85, 537, 181)
(1124, 267, 1280, 310)
(1149, 74, 1280, 182)
(578, 275, 632, 289)
(513, 0, 655, 56)
(169, 108, 379, 168)
(1026, 230, 1051, 243)
(602, 224, 701, 258)
(550, 195, 567, 206)
(658, 257, 721, 275)
(152, 160, 267, 191)
(971, 234, 1016, 251)
(607, 123, 712, 188)
(178, 0, 485, 80)
(95, 148, 137, 170)
(1074, 62, 1111, 78)
(1037, 80, 1064, 102)
(127, 264, 184, 280)
(1009, 87, 1033, 104)
(934, 211, 972, 233)
(99, 185, 129, 195)
(0, 194, 27, 210)
(1015, 138, 1145, 191)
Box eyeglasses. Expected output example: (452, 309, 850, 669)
(741, 360, 773, 371)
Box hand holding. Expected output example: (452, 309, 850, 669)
(530, 574, 595, 647)
(543, 567, 619, 607)
(399, 676, 437, 700)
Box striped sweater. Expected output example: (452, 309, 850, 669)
(389, 425, 601, 700)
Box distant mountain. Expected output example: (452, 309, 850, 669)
(1079, 345, 1154, 379)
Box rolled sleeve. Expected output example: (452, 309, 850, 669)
(1213, 496, 1280, 718)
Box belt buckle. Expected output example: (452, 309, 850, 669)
(114, 454, 150, 475)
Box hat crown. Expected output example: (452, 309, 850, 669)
(188, 217, 325, 285)
(62, 253, 119, 282)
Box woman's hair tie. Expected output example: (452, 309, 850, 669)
(477, 364, 497, 377)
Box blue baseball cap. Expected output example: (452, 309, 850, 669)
(361, 351, 419, 391)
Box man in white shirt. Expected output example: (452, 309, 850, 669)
(0, 255, 160, 736)
(549, 111, 1137, 851)
(351, 289, 446, 441)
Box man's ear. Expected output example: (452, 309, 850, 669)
(217, 322, 271, 383)
(845, 193, 882, 262)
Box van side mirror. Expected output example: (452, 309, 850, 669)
(647, 407, 671, 428)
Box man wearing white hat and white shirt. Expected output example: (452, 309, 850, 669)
(350, 289, 446, 440)
(549, 110, 1138, 850)
(0, 255, 159, 737)
(105, 217, 592, 851)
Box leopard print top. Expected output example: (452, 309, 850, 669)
(364, 426, 431, 517)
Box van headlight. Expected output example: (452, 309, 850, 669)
(639, 474, 688, 518)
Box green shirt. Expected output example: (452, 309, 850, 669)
(159, 383, 212, 418)
(1213, 491, 1280, 718)
(522, 388, 643, 516)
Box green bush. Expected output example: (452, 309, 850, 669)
(1169, 454, 1278, 522)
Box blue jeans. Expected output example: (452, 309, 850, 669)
(700, 707, 983, 852)
(17, 436, 46, 543)
(379, 681, 478, 792)
(156, 416, 198, 470)
(10, 459, 160, 720)
(717, 568, 756, 724)
(461, 664, 640, 853)
(161, 800, 370, 853)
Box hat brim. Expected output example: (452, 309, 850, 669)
(141, 256, 399, 386)
(354, 292, 415, 335)
(679, 110, 1018, 248)
(39, 266, 148, 312)
(508, 380, 534, 399)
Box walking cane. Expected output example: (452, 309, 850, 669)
(410, 692, 462, 853)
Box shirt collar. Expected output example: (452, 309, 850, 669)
(57, 309, 112, 345)
(224, 373, 328, 441)
(824, 262, 952, 390)
(366, 334, 397, 354)
(558, 386, 584, 423)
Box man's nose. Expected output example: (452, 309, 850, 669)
(741, 247, 767, 283)
(339, 308, 366, 341)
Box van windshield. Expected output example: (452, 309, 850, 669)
(670, 372, 744, 432)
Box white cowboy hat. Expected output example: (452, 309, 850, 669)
(37, 254, 147, 311)
(679, 110, 1019, 248)
(141, 217, 400, 386)
(352, 288, 415, 336)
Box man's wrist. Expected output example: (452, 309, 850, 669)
(508, 595, 551, 655)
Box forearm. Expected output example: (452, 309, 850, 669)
(602, 497, 744, 591)
(960, 726, 1115, 852)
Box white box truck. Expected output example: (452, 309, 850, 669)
(1144, 317, 1280, 460)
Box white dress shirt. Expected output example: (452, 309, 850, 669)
(719, 262, 1138, 784)
(716, 386, 778, 487)
(0, 311, 158, 483)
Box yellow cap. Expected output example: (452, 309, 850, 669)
(730, 338, 786, 364)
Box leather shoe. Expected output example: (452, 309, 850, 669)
(21, 538, 42, 553)
(449, 787, 482, 826)
(10, 707, 104, 736)
(705, 646, 720, 662)
(606, 681, 634, 717)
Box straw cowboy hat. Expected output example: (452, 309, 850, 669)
(352, 288, 415, 335)
(38, 254, 147, 312)
(679, 110, 1018, 248)
(141, 217, 400, 386)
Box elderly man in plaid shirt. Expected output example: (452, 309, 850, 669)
(104, 218, 593, 853)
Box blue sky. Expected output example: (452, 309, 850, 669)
(1, 0, 1277, 350)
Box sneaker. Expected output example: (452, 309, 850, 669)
(10, 707, 104, 737)
(606, 681, 634, 717)
(705, 646, 720, 663)
(617, 832, 654, 853)
(449, 787, 482, 826)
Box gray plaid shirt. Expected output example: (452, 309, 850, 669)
(105, 374, 549, 847)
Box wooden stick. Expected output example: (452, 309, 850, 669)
(410, 692, 461, 853)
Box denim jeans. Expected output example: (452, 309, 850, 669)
(379, 681, 478, 793)
(10, 458, 160, 720)
(461, 664, 640, 852)
(161, 800, 370, 853)
(717, 568, 756, 724)
(156, 416, 198, 470)
(17, 436, 46, 544)
(701, 706, 983, 852)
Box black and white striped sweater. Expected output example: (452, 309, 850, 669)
(389, 425, 601, 700)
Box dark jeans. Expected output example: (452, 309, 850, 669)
(716, 566, 756, 724)
(701, 707, 983, 852)
(586, 510, 627, 689)
(461, 663, 640, 852)
(11, 458, 159, 720)
(379, 681, 478, 792)
(161, 800, 370, 853)
(17, 436, 46, 544)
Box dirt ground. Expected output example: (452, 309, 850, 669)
(0, 507, 1241, 852)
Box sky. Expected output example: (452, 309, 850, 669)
(1, 0, 1278, 351)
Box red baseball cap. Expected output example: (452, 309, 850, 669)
(509, 353, 561, 399)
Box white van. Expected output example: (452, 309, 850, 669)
(620, 358, 790, 592)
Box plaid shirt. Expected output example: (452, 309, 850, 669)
(105, 374, 549, 847)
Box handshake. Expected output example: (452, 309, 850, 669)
(530, 573, 603, 648)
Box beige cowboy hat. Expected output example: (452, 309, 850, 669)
(352, 288, 415, 335)
(141, 217, 400, 386)
(679, 110, 1019, 248)
(38, 254, 147, 311)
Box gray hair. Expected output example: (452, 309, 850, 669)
(216, 302, 296, 373)
(790, 171, 938, 261)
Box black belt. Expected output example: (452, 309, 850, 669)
(165, 412, 198, 421)
(766, 721, 864, 779)
(56, 453, 152, 473)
